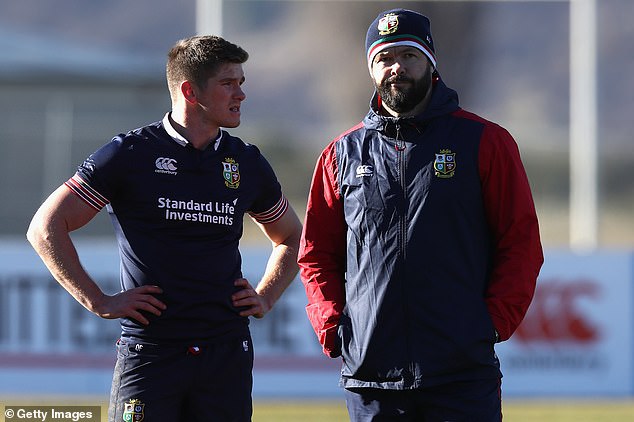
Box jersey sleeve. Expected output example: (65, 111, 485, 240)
(297, 141, 347, 358)
(64, 136, 126, 211)
(246, 153, 288, 224)
(479, 124, 544, 341)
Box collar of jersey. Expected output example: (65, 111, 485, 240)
(162, 112, 223, 151)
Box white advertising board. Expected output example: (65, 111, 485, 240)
(1, 240, 632, 397)
(497, 250, 634, 396)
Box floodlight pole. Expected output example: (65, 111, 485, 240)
(196, 0, 223, 36)
(569, 0, 598, 251)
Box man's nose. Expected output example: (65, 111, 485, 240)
(389, 61, 405, 75)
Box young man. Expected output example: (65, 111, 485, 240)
(27, 35, 302, 422)
(298, 9, 543, 421)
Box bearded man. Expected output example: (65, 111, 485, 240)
(298, 8, 543, 421)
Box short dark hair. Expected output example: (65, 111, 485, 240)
(166, 35, 249, 98)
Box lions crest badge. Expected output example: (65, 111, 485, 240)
(122, 399, 145, 422)
(377, 13, 399, 35)
(222, 158, 240, 189)
(434, 149, 457, 178)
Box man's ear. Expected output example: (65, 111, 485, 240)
(181, 80, 197, 104)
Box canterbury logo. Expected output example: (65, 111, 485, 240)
(155, 157, 178, 175)
(356, 165, 374, 178)
(514, 279, 599, 344)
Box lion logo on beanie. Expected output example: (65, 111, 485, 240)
(366, 9, 438, 70)
(377, 13, 399, 35)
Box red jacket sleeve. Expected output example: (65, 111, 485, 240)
(298, 141, 347, 358)
(478, 121, 544, 341)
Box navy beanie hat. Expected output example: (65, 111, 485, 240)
(365, 9, 436, 70)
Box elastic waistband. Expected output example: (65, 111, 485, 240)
(117, 334, 251, 354)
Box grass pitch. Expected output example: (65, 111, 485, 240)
(253, 399, 634, 421)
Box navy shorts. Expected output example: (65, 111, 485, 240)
(344, 378, 502, 422)
(108, 335, 254, 422)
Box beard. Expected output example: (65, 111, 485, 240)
(376, 74, 432, 114)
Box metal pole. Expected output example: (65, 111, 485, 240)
(569, 0, 598, 251)
(196, 0, 223, 36)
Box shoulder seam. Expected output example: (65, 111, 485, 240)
(333, 121, 364, 142)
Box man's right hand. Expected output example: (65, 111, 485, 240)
(93, 285, 166, 325)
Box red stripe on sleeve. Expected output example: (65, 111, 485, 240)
(64, 174, 109, 211)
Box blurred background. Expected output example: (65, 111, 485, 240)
(0, 0, 633, 406)
(0, 0, 632, 244)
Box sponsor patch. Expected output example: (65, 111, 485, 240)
(155, 157, 178, 175)
(355, 164, 374, 178)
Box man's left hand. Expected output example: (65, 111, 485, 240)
(232, 278, 269, 318)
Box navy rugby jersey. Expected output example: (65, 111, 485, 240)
(65, 114, 288, 342)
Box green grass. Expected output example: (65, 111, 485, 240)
(254, 400, 349, 421)
(502, 399, 634, 422)
(2, 397, 634, 421)
(253, 400, 634, 422)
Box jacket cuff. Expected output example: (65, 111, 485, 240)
(321, 325, 341, 358)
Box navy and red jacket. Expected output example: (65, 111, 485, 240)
(298, 80, 543, 389)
